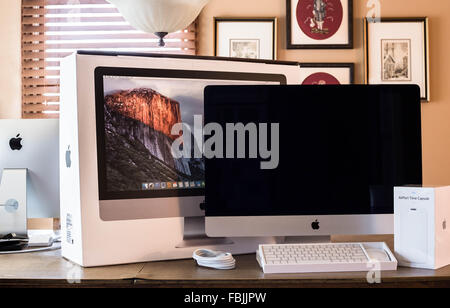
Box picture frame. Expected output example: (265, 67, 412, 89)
(286, 0, 353, 49)
(364, 17, 430, 101)
(299, 63, 354, 85)
(214, 18, 277, 60)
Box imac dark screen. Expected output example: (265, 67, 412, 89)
(204, 85, 422, 216)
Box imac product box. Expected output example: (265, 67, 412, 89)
(394, 186, 450, 270)
(59, 51, 302, 267)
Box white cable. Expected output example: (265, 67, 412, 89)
(193, 249, 236, 270)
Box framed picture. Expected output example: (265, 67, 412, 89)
(214, 18, 277, 60)
(300, 63, 354, 85)
(364, 17, 430, 101)
(286, 0, 353, 49)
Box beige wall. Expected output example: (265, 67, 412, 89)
(198, 0, 450, 186)
(0, 0, 21, 119)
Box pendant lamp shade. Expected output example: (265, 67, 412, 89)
(107, 0, 210, 46)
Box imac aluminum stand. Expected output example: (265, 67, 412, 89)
(175, 216, 234, 248)
(0, 169, 27, 236)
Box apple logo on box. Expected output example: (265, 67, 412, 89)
(9, 134, 23, 151)
(65, 145, 72, 168)
(311, 220, 320, 230)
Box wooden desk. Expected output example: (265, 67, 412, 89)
(1, 238, 450, 288)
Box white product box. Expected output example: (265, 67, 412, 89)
(59, 52, 302, 267)
(394, 186, 450, 269)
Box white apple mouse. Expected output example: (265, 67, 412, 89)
(366, 248, 391, 262)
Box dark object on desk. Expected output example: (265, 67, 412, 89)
(1, 233, 27, 240)
(0, 233, 28, 252)
(0, 239, 27, 252)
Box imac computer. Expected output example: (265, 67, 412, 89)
(94, 67, 287, 246)
(204, 85, 423, 239)
(0, 119, 59, 235)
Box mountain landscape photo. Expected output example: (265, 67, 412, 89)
(103, 87, 204, 192)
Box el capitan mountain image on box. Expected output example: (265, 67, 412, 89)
(103, 88, 204, 192)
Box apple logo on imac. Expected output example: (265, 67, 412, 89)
(9, 134, 23, 151)
(311, 220, 320, 230)
(65, 145, 72, 168)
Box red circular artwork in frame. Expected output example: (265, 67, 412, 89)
(302, 72, 341, 85)
(296, 0, 344, 40)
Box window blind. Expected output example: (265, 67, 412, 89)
(22, 0, 197, 119)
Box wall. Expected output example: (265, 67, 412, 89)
(0, 0, 21, 119)
(198, 0, 450, 186)
(0, 0, 449, 185)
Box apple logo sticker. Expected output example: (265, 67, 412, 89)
(65, 145, 72, 168)
(9, 134, 23, 151)
(311, 219, 320, 230)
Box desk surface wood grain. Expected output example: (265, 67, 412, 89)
(0, 235, 449, 288)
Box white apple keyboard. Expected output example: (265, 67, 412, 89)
(257, 242, 396, 274)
